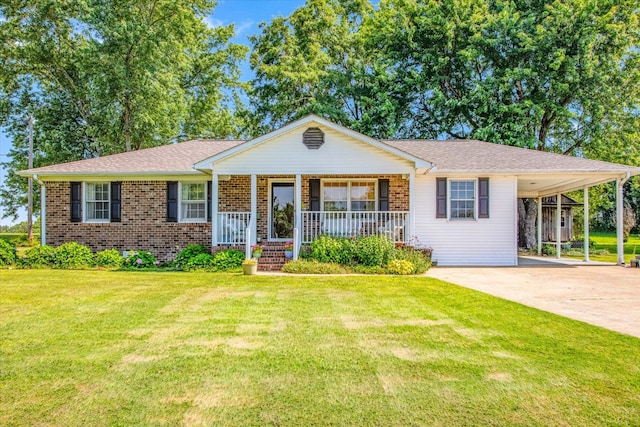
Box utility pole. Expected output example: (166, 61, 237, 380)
(27, 115, 34, 242)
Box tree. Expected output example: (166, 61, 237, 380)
(248, 0, 410, 138)
(0, 0, 247, 219)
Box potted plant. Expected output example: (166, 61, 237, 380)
(251, 244, 263, 258)
(242, 258, 258, 275)
(284, 241, 294, 259)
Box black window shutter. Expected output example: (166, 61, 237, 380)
(110, 182, 122, 222)
(70, 182, 82, 222)
(309, 179, 320, 211)
(166, 181, 178, 222)
(378, 179, 389, 211)
(207, 181, 212, 222)
(478, 178, 490, 218)
(436, 178, 447, 218)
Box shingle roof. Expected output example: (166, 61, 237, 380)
(19, 133, 639, 177)
(22, 139, 244, 175)
(384, 139, 640, 174)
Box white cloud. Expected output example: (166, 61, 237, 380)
(235, 20, 255, 37)
(203, 16, 224, 29)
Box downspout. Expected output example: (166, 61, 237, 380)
(33, 174, 46, 246)
(616, 172, 631, 265)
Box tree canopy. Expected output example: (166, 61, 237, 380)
(0, 0, 247, 218)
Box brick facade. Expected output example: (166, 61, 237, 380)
(45, 175, 409, 260)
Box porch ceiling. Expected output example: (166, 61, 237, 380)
(516, 173, 629, 198)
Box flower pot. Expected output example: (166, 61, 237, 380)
(252, 251, 262, 259)
(284, 250, 293, 259)
(243, 263, 258, 275)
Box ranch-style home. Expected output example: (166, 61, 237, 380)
(19, 115, 640, 267)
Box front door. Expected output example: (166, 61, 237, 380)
(270, 182, 295, 240)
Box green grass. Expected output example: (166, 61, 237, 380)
(565, 232, 640, 263)
(1, 270, 639, 426)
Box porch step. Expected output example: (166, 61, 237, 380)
(256, 243, 292, 271)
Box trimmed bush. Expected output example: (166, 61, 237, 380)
(175, 244, 210, 269)
(387, 259, 415, 275)
(19, 245, 56, 268)
(391, 247, 431, 274)
(95, 249, 124, 268)
(211, 250, 245, 271)
(54, 242, 94, 269)
(282, 259, 349, 274)
(123, 250, 157, 269)
(353, 235, 394, 267)
(0, 239, 17, 266)
(310, 236, 354, 264)
(184, 253, 215, 270)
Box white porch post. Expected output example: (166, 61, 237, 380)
(295, 174, 302, 256)
(537, 196, 542, 256)
(616, 178, 624, 265)
(556, 192, 562, 259)
(211, 174, 218, 246)
(40, 184, 46, 246)
(584, 187, 590, 262)
(250, 174, 257, 246)
(408, 171, 415, 243)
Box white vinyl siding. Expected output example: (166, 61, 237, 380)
(85, 182, 110, 222)
(180, 182, 206, 222)
(213, 126, 414, 175)
(415, 176, 518, 266)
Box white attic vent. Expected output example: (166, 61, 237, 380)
(302, 127, 324, 149)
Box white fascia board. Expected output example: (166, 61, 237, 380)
(18, 171, 208, 182)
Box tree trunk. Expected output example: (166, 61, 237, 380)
(518, 198, 538, 249)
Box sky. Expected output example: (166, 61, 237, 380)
(0, 0, 307, 226)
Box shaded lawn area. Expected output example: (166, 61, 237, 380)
(1, 270, 639, 426)
(565, 232, 640, 264)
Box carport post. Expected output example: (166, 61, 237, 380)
(556, 192, 562, 259)
(616, 173, 630, 265)
(537, 197, 542, 255)
(583, 187, 589, 262)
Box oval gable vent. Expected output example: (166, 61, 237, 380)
(303, 127, 325, 149)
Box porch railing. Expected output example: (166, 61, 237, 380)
(300, 211, 409, 244)
(217, 212, 251, 245)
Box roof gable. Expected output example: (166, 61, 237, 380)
(193, 115, 433, 171)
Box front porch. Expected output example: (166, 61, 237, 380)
(211, 174, 413, 255)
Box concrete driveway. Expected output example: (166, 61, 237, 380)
(427, 262, 640, 338)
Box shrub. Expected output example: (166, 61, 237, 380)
(211, 250, 245, 271)
(387, 259, 415, 275)
(123, 250, 157, 268)
(184, 253, 215, 270)
(175, 244, 209, 269)
(309, 235, 354, 264)
(353, 235, 394, 267)
(0, 239, 17, 266)
(19, 245, 56, 268)
(95, 249, 123, 268)
(282, 259, 349, 274)
(391, 247, 431, 274)
(352, 265, 389, 274)
(53, 242, 94, 269)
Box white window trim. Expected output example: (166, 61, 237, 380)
(448, 178, 477, 221)
(83, 182, 110, 223)
(179, 182, 208, 223)
(320, 179, 378, 212)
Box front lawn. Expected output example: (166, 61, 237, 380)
(564, 232, 640, 263)
(1, 270, 639, 426)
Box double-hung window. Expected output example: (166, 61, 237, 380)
(180, 182, 206, 222)
(322, 180, 376, 212)
(85, 182, 110, 222)
(450, 180, 476, 220)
